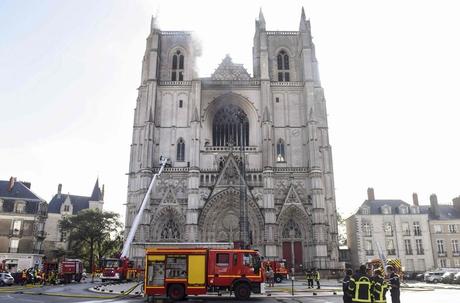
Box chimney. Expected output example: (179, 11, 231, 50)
(453, 196, 460, 213)
(7, 177, 16, 192)
(430, 194, 440, 218)
(367, 188, 375, 201)
(412, 193, 419, 206)
(58, 184, 62, 198)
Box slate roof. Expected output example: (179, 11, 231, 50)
(420, 205, 460, 220)
(360, 199, 411, 215)
(48, 194, 90, 214)
(0, 180, 43, 201)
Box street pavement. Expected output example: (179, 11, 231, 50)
(0, 279, 460, 303)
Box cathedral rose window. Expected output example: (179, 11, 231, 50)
(212, 104, 249, 147)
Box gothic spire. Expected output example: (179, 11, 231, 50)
(150, 15, 158, 32)
(258, 8, 266, 29)
(299, 7, 309, 32)
(90, 178, 103, 201)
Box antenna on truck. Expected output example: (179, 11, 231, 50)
(121, 156, 169, 258)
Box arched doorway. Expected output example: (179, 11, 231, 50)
(198, 188, 264, 247)
(278, 205, 311, 272)
(150, 206, 185, 242)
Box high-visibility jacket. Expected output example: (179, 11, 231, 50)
(314, 271, 320, 281)
(349, 273, 372, 303)
(372, 275, 389, 303)
(306, 271, 313, 279)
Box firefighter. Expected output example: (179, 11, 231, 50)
(371, 268, 389, 303)
(349, 265, 372, 303)
(342, 268, 353, 303)
(21, 270, 27, 285)
(313, 268, 320, 289)
(306, 268, 313, 288)
(386, 265, 400, 303)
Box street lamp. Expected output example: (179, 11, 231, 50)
(235, 109, 248, 248)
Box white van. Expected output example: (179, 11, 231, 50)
(424, 271, 445, 283)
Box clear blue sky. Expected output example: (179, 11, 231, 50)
(1, 0, 459, 222)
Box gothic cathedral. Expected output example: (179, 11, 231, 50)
(125, 8, 339, 270)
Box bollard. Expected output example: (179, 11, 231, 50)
(291, 275, 295, 296)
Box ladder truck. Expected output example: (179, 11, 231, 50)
(100, 157, 169, 282)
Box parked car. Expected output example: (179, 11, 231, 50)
(0, 272, 15, 286)
(453, 272, 460, 284)
(424, 271, 445, 283)
(415, 273, 425, 281)
(441, 272, 455, 283)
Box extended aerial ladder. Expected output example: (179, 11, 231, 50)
(121, 156, 169, 258)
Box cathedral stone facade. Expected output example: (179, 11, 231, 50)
(124, 9, 339, 270)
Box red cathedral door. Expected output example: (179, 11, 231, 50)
(283, 241, 303, 272)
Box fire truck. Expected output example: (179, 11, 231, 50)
(263, 258, 288, 283)
(144, 247, 264, 300)
(100, 257, 141, 282)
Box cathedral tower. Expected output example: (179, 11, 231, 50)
(125, 9, 339, 270)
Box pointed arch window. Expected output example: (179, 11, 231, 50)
(177, 138, 185, 161)
(277, 50, 290, 82)
(171, 50, 184, 81)
(160, 219, 181, 240)
(282, 219, 301, 238)
(212, 105, 249, 147)
(276, 139, 286, 162)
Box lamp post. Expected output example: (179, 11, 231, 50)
(236, 109, 248, 248)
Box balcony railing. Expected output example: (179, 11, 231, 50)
(405, 249, 413, 255)
(438, 252, 447, 257)
(387, 249, 396, 255)
(417, 249, 425, 255)
(385, 232, 394, 237)
(403, 231, 411, 236)
(365, 250, 374, 256)
(9, 229, 22, 237)
(452, 252, 460, 257)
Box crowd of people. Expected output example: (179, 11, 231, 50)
(342, 265, 400, 303)
(18, 268, 59, 285)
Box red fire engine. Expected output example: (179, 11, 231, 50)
(144, 247, 265, 300)
(263, 258, 288, 283)
(100, 257, 141, 282)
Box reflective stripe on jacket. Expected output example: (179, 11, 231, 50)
(349, 273, 372, 303)
(372, 276, 389, 303)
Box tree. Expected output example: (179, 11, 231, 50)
(59, 209, 122, 273)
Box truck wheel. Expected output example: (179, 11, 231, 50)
(275, 275, 282, 283)
(234, 283, 251, 300)
(168, 284, 185, 300)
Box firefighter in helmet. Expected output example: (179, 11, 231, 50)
(387, 265, 400, 303)
(371, 268, 389, 303)
(348, 265, 372, 303)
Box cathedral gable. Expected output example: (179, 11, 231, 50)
(211, 55, 251, 80)
(160, 188, 178, 205)
(278, 185, 309, 219)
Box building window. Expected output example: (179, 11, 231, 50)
(440, 259, 447, 268)
(277, 50, 290, 82)
(9, 239, 19, 253)
(14, 202, 25, 213)
(362, 222, 372, 237)
(179, 100, 183, 108)
(64, 205, 70, 212)
(381, 206, 391, 215)
(413, 222, 422, 236)
(12, 220, 21, 236)
(434, 224, 442, 233)
(216, 253, 230, 266)
(437, 239, 446, 254)
(361, 207, 370, 215)
(452, 239, 459, 255)
(454, 259, 460, 268)
(399, 206, 408, 214)
(402, 222, 410, 236)
(176, 138, 185, 162)
(275, 97, 280, 103)
(404, 239, 413, 255)
(276, 139, 286, 162)
(60, 231, 67, 242)
(416, 239, 424, 255)
(365, 240, 373, 255)
(212, 104, 249, 147)
(448, 224, 457, 233)
(384, 222, 393, 237)
(171, 49, 184, 81)
(386, 239, 395, 255)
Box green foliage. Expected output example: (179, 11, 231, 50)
(59, 209, 122, 272)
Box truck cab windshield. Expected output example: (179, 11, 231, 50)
(103, 259, 121, 268)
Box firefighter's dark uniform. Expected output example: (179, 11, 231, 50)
(348, 272, 372, 303)
(389, 272, 400, 303)
(342, 274, 353, 303)
(306, 270, 313, 288)
(371, 274, 389, 303)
